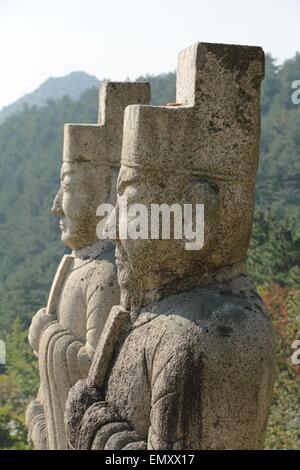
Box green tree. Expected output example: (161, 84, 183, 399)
(248, 210, 300, 287)
(0, 319, 39, 449)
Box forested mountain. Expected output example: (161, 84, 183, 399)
(0, 56, 299, 450)
(0, 71, 100, 124)
(259, 53, 300, 217)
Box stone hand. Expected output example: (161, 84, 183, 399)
(75, 401, 146, 450)
(28, 307, 56, 354)
(65, 380, 146, 450)
(65, 378, 102, 449)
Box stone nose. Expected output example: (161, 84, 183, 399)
(51, 190, 64, 216)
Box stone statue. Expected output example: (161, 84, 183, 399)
(26, 82, 151, 450)
(65, 43, 277, 450)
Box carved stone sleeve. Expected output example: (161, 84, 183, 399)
(147, 322, 203, 450)
(84, 259, 119, 360)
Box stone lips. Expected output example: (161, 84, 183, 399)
(64, 81, 151, 166)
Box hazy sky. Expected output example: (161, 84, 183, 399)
(0, 0, 299, 109)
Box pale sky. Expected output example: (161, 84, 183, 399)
(0, 0, 299, 109)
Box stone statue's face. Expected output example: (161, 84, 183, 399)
(112, 165, 220, 292)
(52, 162, 113, 250)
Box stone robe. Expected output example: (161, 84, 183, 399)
(29, 241, 119, 449)
(74, 273, 276, 450)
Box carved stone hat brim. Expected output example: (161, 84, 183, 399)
(120, 160, 256, 184)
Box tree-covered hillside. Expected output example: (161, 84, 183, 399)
(258, 53, 300, 218)
(0, 71, 100, 124)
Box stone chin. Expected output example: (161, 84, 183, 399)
(59, 220, 73, 247)
(59, 224, 85, 251)
(60, 231, 76, 250)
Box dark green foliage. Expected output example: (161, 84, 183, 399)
(258, 53, 300, 218)
(0, 319, 39, 449)
(137, 72, 176, 105)
(248, 210, 300, 287)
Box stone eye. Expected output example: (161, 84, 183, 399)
(191, 176, 219, 195)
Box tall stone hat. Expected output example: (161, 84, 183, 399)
(63, 82, 151, 166)
(121, 42, 264, 184)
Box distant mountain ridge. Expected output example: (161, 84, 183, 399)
(0, 71, 100, 123)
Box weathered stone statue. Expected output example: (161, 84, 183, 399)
(26, 82, 151, 449)
(65, 43, 276, 450)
